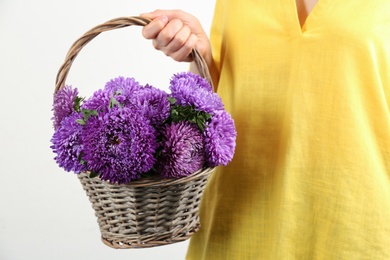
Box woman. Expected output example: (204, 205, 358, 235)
(141, 0, 390, 259)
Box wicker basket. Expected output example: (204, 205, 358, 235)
(54, 16, 215, 249)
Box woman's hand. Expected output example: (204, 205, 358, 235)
(140, 10, 212, 66)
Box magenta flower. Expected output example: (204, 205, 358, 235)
(204, 110, 237, 167)
(52, 85, 79, 128)
(51, 112, 87, 173)
(157, 121, 205, 178)
(80, 107, 158, 184)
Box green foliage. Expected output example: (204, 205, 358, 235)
(76, 108, 98, 125)
(89, 171, 99, 179)
(109, 96, 123, 109)
(167, 100, 212, 132)
(73, 96, 84, 113)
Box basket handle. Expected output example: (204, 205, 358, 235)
(55, 16, 213, 93)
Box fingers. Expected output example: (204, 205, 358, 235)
(140, 10, 207, 62)
(141, 14, 198, 62)
(166, 31, 198, 62)
(141, 15, 168, 40)
(141, 9, 197, 28)
(153, 19, 185, 48)
(165, 20, 191, 49)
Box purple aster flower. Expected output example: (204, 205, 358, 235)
(104, 76, 141, 95)
(82, 77, 142, 112)
(81, 89, 128, 113)
(52, 85, 79, 128)
(204, 110, 236, 167)
(169, 73, 223, 114)
(129, 85, 170, 128)
(81, 88, 111, 112)
(81, 107, 158, 184)
(170, 71, 213, 92)
(157, 121, 205, 178)
(51, 112, 87, 173)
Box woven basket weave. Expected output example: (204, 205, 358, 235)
(55, 16, 215, 249)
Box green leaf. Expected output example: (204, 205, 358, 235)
(171, 109, 179, 119)
(197, 120, 204, 132)
(81, 108, 98, 122)
(109, 96, 123, 109)
(167, 97, 177, 105)
(166, 103, 212, 132)
(76, 119, 86, 125)
(73, 96, 85, 112)
(77, 153, 86, 165)
(89, 171, 99, 179)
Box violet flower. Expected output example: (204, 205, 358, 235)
(204, 110, 237, 167)
(170, 71, 213, 92)
(80, 106, 158, 184)
(157, 121, 205, 178)
(104, 76, 142, 97)
(82, 76, 142, 112)
(51, 112, 87, 173)
(169, 72, 224, 114)
(129, 85, 170, 128)
(52, 85, 79, 128)
(81, 88, 127, 113)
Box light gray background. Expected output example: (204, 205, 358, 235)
(0, 1, 214, 259)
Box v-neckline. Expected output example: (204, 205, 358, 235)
(295, 0, 318, 28)
(290, 0, 325, 34)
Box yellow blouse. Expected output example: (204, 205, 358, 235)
(187, 0, 390, 259)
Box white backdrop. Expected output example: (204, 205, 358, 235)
(0, 1, 214, 259)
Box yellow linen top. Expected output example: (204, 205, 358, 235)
(187, 0, 390, 259)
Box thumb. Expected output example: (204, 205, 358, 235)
(139, 10, 166, 20)
(140, 10, 202, 32)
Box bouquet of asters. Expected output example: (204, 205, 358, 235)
(51, 71, 236, 184)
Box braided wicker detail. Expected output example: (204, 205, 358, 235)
(55, 16, 213, 93)
(79, 168, 214, 248)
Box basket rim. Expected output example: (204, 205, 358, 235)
(78, 167, 214, 188)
